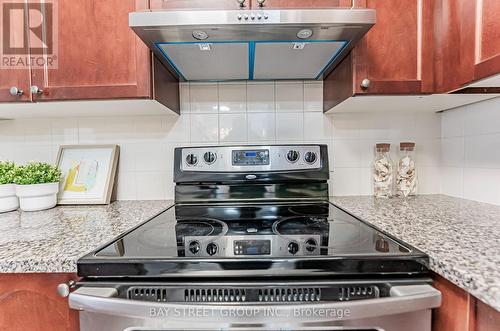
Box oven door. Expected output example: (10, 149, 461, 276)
(69, 284, 440, 331)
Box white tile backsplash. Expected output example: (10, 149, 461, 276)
(303, 112, 332, 141)
(247, 112, 276, 142)
(247, 82, 275, 112)
(304, 82, 323, 112)
(275, 82, 304, 112)
(276, 112, 304, 141)
(189, 83, 218, 113)
(219, 113, 248, 142)
(190, 113, 218, 143)
(440, 96, 500, 205)
(218, 83, 246, 113)
(0, 80, 447, 200)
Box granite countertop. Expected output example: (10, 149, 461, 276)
(331, 194, 500, 311)
(0, 200, 173, 273)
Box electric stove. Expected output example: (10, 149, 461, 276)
(69, 144, 440, 331)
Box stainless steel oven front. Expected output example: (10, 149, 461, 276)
(69, 279, 440, 331)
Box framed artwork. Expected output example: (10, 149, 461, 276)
(56, 145, 120, 205)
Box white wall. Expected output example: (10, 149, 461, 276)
(441, 97, 500, 205)
(0, 81, 442, 200)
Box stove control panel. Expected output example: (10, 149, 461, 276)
(180, 145, 322, 172)
(184, 235, 321, 257)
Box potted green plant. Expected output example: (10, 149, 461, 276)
(0, 161, 19, 213)
(14, 162, 62, 212)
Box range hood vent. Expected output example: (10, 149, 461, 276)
(130, 9, 375, 82)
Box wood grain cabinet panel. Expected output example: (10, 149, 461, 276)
(0, 273, 79, 331)
(475, 298, 500, 331)
(474, 0, 500, 80)
(29, 0, 151, 101)
(150, 0, 245, 10)
(432, 274, 475, 331)
(0, 0, 31, 102)
(431, 273, 500, 331)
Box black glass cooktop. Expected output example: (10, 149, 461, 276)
(95, 202, 410, 258)
(78, 202, 429, 278)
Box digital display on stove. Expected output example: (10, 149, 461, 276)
(232, 149, 269, 166)
(234, 240, 271, 255)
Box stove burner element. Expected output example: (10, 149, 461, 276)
(175, 218, 227, 241)
(273, 216, 330, 236)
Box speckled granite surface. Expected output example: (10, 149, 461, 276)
(331, 194, 500, 311)
(0, 200, 173, 273)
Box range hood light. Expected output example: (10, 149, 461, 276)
(297, 29, 313, 39)
(192, 30, 209, 40)
(198, 43, 212, 51)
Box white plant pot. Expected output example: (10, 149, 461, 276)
(16, 182, 59, 212)
(0, 184, 19, 213)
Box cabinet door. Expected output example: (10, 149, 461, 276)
(29, 0, 151, 101)
(473, 0, 500, 81)
(150, 0, 245, 10)
(432, 0, 476, 92)
(0, 273, 79, 331)
(0, 0, 31, 102)
(353, 0, 431, 94)
(251, 0, 353, 8)
(432, 274, 475, 331)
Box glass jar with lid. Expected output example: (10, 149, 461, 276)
(373, 143, 393, 198)
(396, 142, 417, 197)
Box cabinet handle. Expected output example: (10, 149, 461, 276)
(57, 280, 76, 298)
(257, 0, 266, 7)
(30, 85, 44, 95)
(360, 78, 371, 89)
(236, 0, 246, 8)
(9, 86, 24, 96)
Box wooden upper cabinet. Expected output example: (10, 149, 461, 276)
(473, 0, 500, 81)
(323, 0, 431, 110)
(29, 0, 151, 101)
(150, 0, 246, 10)
(0, 0, 31, 102)
(353, 0, 431, 94)
(431, 0, 500, 92)
(251, 0, 353, 8)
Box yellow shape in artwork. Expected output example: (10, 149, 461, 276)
(64, 163, 86, 192)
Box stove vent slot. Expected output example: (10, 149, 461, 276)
(128, 287, 168, 302)
(184, 288, 247, 302)
(258, 288, 321, 302)
(339, 286, 377, 301)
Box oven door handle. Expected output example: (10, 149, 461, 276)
(69, 285, 441, 322)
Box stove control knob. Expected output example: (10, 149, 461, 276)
(305, 238, 317, 252)
(286, 150, 299, 163)
(304, 151, 317, 164)
(206, 243, 218, 256)
(188, 241, 200, 254)
(203, 151, 217, 164)
(185, 153, 198, 166)
(287, 241, 299, 255)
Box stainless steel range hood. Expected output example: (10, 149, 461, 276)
(129, 9, 375, 82)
